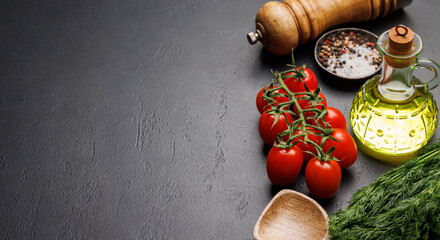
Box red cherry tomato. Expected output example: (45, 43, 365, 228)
(311, 107, 348, 130)
(305, 158, 341, 199)
(294, 92, 327, 119)
(266, 146, 303, 186)
(291, 127, 322, 162)
(256, 86, 289, 114)
(259, 109, 293, 146)
(323, 128, 358, 168)
(284, 68, 318, 93)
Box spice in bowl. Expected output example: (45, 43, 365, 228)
(315, 28, 382, 80)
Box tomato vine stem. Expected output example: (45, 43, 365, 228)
(264, 60, 338, 161)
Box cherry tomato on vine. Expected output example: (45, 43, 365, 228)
(284, 68, 318, 93)
(310, 107, 348, 130)
(256, 86, 289, 114)
(291, 126, 322, 162)
(294, 92, 327, 119)
(323, 128, 358, 168)
(305, 158, 341, 199)
(259, 109, 293, 146)
(266, 145, 303, 186)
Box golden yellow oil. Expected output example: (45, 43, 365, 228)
(350, 75, 438, 164)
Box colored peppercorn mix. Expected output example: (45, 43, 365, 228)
(317, 30, 382, 79)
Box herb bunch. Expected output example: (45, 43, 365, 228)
(329, 141, 440, 240)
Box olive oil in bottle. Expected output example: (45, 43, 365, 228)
(350, 25, 440, 164)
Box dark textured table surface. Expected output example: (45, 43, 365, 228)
(1, 0, 440, 239)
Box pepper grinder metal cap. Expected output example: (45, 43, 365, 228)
(247, 30, 262, 45)
(388, 25, 414, 55)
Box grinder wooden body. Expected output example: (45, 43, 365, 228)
(248, 0, 412, 55)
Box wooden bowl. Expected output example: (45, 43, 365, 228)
(253, 189, 329, 240)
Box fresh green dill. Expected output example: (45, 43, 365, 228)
(329, 141, 440, 240)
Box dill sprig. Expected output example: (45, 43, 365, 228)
(329, 141, 440, 240)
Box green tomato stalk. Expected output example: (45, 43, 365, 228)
(263, 58, 338, 161)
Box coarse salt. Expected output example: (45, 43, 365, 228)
(327, 45, 380, 78)
(317, 30, 383, 79)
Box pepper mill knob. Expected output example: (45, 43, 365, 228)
(247, 30, 262, 45)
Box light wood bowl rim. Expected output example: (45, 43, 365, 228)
(253, 189, 329, 240)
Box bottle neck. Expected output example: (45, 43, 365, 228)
(375, 29, 424, 103)
(377, 58, 415, 102)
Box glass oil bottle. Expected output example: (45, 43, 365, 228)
(350, 25, 440, 164)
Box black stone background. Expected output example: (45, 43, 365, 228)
(1, 0, 440, 239)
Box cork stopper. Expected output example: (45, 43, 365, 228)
(388, 25, 414, 55)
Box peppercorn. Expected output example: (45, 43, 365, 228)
(317, 30, 383, 78)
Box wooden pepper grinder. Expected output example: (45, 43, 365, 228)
(248, 0, 413, 55)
